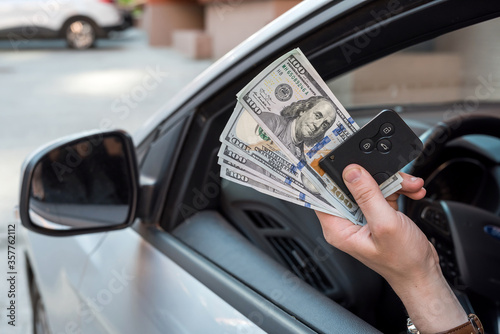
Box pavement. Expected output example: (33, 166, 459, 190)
(0, 28, 214, 333)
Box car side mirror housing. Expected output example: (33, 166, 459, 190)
(19, 130, 139, 236)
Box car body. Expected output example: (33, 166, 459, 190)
(19, 0, 500, 333)
(0, 0, 130, 49)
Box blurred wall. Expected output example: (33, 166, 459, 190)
(327, 19, 500, 108)
(143, 0, 204, 46)
(435, 18, 500, 101)
(202, 0, 301, 58)
(144, 0, 301, 58)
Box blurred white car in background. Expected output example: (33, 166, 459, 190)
(0, 0, 131, 49)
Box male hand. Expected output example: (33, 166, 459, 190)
(317, 166, 430, 283)
(315, 164, 467, 333)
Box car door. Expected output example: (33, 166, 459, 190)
(78, 228, 269, 334)
(24, 232, 107, 333)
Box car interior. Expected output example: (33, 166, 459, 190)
(132, 1, 500, 333)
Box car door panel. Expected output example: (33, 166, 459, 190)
(172, 210, 381, 334)
(24, 231, 106, 333)
(78, 226, 267, 334)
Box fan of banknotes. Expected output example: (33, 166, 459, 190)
(218, 48, 403, 225)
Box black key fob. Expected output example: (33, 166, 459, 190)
(319, 109, 423, 200)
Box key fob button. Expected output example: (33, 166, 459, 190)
(380, 122, 395, 136)
(360, 139, 374, 152)
(377, 139, 392, 153)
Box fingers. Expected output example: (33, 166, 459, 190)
(385, 173, 426, 210)
(397, 172, 426, 200)
(399, 187, 426, 200)
(317, 168, 425, 251)
(315, 210, 361, 250)
(386, 194, 400, 210)
(343, 164, 397, 227)
(399, 172, 424, 192)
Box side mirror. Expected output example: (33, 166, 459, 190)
(19, 130, 139, 236)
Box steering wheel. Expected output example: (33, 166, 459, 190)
(403, 113, 500, 301)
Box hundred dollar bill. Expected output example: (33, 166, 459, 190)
(219, 104, 337, 211)
(220, 144, 401, 214)
(219, 156, 315, 206)
(217, 150, 338, 214)
(218, 156, 296, 198)
(217, 149, 316, 205)
(237, 48, 402, 223)
(220, 164, 334, 214)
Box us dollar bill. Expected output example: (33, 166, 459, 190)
(219, 104, 339, 212)
(217, 147, 339, 214)
(237, 48, 402, 223)
(220, 164, 334, 214)
(218, 156, 299, 200)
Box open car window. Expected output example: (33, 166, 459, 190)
(327, 17, 500, 110)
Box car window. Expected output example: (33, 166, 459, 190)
(327, 17, 500, 110)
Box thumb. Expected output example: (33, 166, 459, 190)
(343, 164, 397, 226)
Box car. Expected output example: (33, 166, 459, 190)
(18, 0, 500, 333)
(0, 0, 130, 49)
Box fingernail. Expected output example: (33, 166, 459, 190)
(344, 168, 361, 183)
(410, 177, 419, 182)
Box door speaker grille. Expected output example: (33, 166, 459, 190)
(244, 210, 283, 229)
(267, 236, 334, 294)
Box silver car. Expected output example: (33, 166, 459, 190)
(20, 1, 500, 333)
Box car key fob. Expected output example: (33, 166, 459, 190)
(319, 109, 423, 201)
